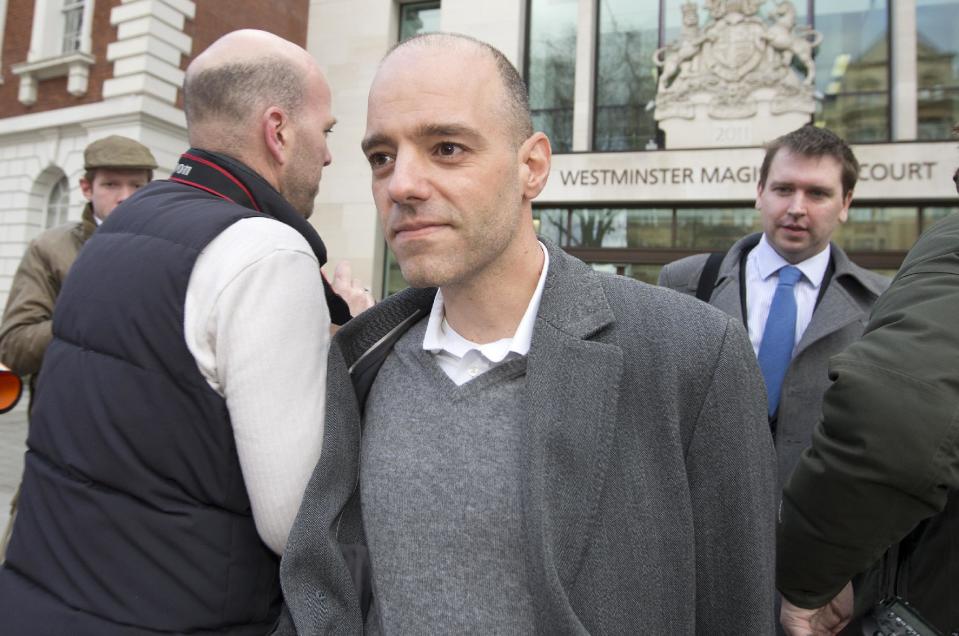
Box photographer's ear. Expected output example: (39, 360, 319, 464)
(263, 107, 290, 167)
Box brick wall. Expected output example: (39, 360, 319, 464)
(1, 0, 311, 115)
(0, 0, 123, 118)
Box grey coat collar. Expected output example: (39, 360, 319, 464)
(710, 232, 886, 358)
(536, 239, 616, 339)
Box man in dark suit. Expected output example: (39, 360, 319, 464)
(659, 125, 890, 492)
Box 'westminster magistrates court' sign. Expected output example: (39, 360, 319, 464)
(540, 142, 956, 204)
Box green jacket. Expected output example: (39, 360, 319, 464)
(0, 204, 97, 389)
(777, 214, 959, 632)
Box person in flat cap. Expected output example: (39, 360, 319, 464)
(0, 134, 156, 559)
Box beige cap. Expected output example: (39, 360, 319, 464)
(83, 135, 158, 171)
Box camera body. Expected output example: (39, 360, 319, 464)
(869, 597, 943, 636)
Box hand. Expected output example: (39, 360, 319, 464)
(331, 261, 375, 318)
(780, 582, 853, 636)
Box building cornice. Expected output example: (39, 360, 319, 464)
(0, 94, 185, 138)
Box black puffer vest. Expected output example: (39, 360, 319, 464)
(0, 179, 282, 634)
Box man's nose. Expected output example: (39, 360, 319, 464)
(387, 152, 430, 203)
(786, 192, 807, 215)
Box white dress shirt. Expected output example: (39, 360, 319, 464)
(745, 234, 831, 357)
(422, 242, 549, 385)
(184, 216, 329, 555)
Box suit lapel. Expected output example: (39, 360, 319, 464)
(794, 277, 863, 358)
(794, 245, 877, 358)
(522, 242, 622, 627)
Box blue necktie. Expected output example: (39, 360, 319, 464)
(757, 265, 802, 417)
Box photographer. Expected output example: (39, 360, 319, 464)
(776, 210, 959, 635)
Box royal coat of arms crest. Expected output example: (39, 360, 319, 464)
(652, 0, 823, 148)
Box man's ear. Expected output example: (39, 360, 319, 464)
(839, 189, 853, 223)
(755, 183, 764, 210)
(262, 106, 289, 166)
(518, 132, 552, 200)
(79, 177, 94, 202)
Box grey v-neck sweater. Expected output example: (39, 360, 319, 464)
(361, 319, 536, 633)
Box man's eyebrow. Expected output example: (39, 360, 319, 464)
(768, 178, 835, 193)
(361, 123, 483, 153)
(361, 133, 392, 153)
(412, 123, 481, 141)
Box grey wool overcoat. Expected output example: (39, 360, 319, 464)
(277, 240, 776, 635)
(658, 234, 889, 490)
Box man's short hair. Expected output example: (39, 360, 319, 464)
(386, 33, 534, 145)
(183, 57, 306, 127)
(759, 125, 859, 197)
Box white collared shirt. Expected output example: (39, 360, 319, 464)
(184, 217, 329, 555)
(423, 242, 549, 385)
(745, 234, 830, 356)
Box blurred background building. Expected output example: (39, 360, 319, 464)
(1, 0, 958, 304)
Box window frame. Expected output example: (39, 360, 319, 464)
(45, 176, 71, 230)
(533, 202, 946, 274)
(61, 0, 86, 55)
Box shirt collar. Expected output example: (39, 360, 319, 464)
(423, 242, 550, 362)
(755, 233, 830, 288)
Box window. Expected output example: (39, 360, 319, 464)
(593, 1, 659, 151)
(526, 0, 901, 150)
(675, 208, 762, 250)
(399, 1, 440, 42)
(62, 0, 84, 54)
(916, 0, 959, 140)
(921, 206, 959, 228)
(813, 1, 891, 142)
(11, 0, 95, 104)
(832, 207, 918, 252)
(45, 177, 70, 229)
(534, 204, 924, 281)
(526, 0, 577, 153)
(383, 250, 408, 297)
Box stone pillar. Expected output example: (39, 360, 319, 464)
(572, 0, 597, 152)
(102, 0, 196, 105)
(891, 0, 918, 141)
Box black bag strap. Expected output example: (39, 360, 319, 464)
(695, 251, 726, 302)
(349, 307, 429, 411)
(339, 307, 427, 627)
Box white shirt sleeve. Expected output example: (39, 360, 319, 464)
(184, 217, 330, 555)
